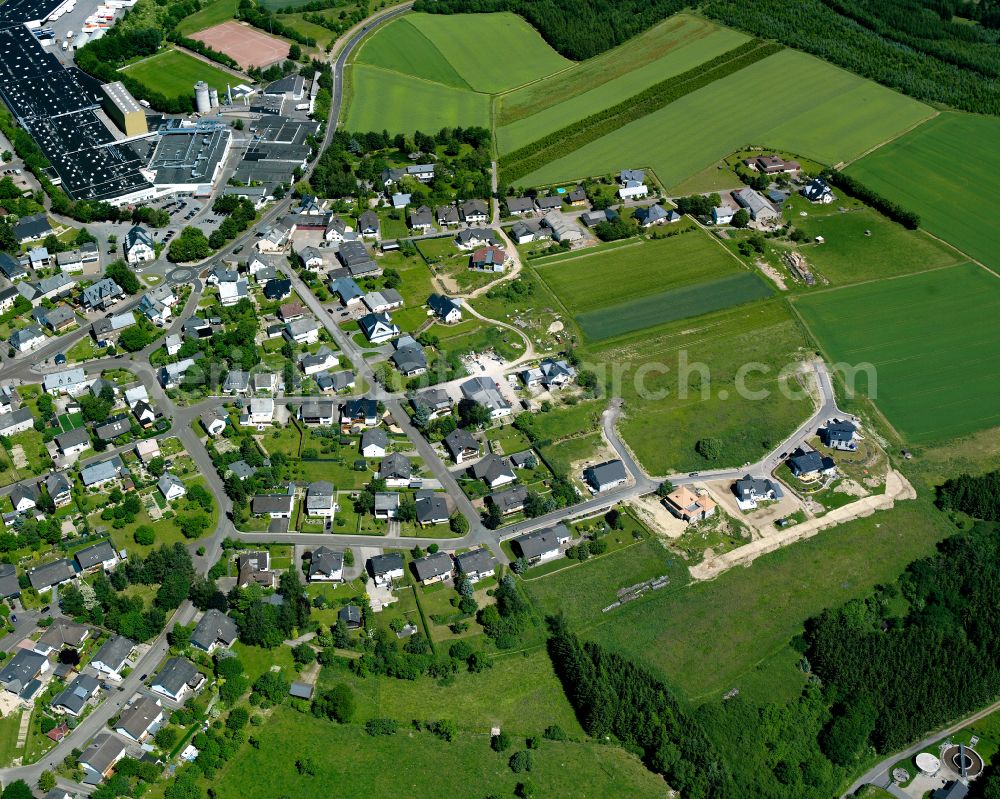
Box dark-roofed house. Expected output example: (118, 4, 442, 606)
(79, 734, 127, 783)
(14, 213, 51, 244)
(455, 548, 496, 583)
(191, 609, 239, 653)
(90, 635, 134, 678)
(28, 558, 76, 592)
(487, 485, 528, 516)
(535, 194, 563, 211)
(470, 454, 516, 489)
(55, 426, 90, 457)
(307, 546, 343, 582)
(428, 293, 462, 324)
(237, 551, 276, 589)
(359, 311, 399, 344)
(368, 553, 404, 587)
(0, 649, 48, 693)
(45, 470, 72, 508)
(436, 204, 460, 226)
(339, 605, 362, 629)
(379, 452, 412, 486)
(415, 493, 449, 526)
(10, 482, 39, 513)
(361, 427, 389, 458)
(51, 673, 100, 716)
(820, 419, 858, 451)
(732, 475, 783, 511)
(802, 177, 835, 204)
(788, 449, 836, 481)
(341, 397, 379, 428)
(412, 551, 453, 586)
(505, 196, 535, 215)
(151, 657, 206, 703)
(408, 205, 433, 232)
(411, 387, 453, 419)
(460, 199, 488, 224)
(289, 682, 313, 700)
(253, 493, 294, 519)
(444, 428, 479, 464)
(584, 460, 628, 493)
(0, 564, 20, 599)
(512, 525, 571, 564)
(357, 210, 380, 238)
(75, 540, 118, 573)
(374, 491, 400, 520)
(34, 620, 89, 657)
(115, 695, 164, 742)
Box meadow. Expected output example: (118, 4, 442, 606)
(787, 203, 964, 285)
(497, 15, 748, 153)
(529, 500, 954, 705)
(175, 0, 237, 36)
(355, 16, 471, 89)
(121, 49, 239, 100)
(845, 111, 1000, 273)
(519, 49, 935, 190)
(793, 262, 1000, 443)
(214, 709, 670, 799)
(588, 298, 814, 474)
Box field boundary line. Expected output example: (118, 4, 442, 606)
(526, 261, 574, 322)
(173, 44, 248, 79)
(691, 217, 753, 274)
(533, 239, 644, 268)
(346, 62, 476, 94)
(919, 230, 1000, 280)
(839, 109, 940, 168)
(787, 260, 975, 299)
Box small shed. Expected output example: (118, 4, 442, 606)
(289, 682, 314, 700)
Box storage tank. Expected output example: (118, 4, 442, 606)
(194, 81, 210, 114)
(208, 87, 219, 108)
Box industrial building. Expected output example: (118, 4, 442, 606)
(101, 80, 146, 137)
(233, 115, 318, 192)
(145, 121, 231, 195)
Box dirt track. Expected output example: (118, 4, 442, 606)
(690, 470, 916, 581)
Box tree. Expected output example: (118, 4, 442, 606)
(820, 697, 876, 765)
(292, 642, 316, 665)
(134, 525, 155, 546)
(457, 398, 491, 429)
(253, 669, 289, 702)
(288, 43, 301, 60)
(105, 259, 141, 294)
(656, 480, 674, 498)
(168, 227, 212, 262)
(2, 780, 33, 799)
(492, 730, 511, 751)
(731, 207, 750, 228)
(695, 437, 723, 461)
(155, 726, 178, 749)
(37, 772, 55, 793)
(312, 684, 355, 723)
(450, 513, 469, 534)
(147, 456, 165, 477)
(509, 750, 533, 773)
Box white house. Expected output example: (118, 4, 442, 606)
(285, 318, 321, 346)
(247, 398, 274, 425)
(124, 226, 155, 264)
(361, 428, 388, 458)
(712, 205, 736, 225)
(157, 473, 187, 502)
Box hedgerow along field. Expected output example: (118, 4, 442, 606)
(497, 14, 749, 153)
(845, 111, 1000, 274)
(793, 262, 1000, 443)
(518, 48, 935, 190)
(585, 298, 812, 474)
(120, 48, 239, 101)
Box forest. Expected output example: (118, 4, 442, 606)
(936, 469, 1000, 520)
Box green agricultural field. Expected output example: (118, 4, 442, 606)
(789, 205, 964, 285)
(403, 12, 570, 94)
(175, 0, 237, 36)
(845, 111, 1000, 273)
(793, 263, 1000, 443)
(277, 13, 337, 48)
(355, 16, 470, 89)
(214, 708, 669, 799)
(343, 64, 490, 132)
(121, 49, 240, 101)
(541, 501, 953, 705)
(588, 299, 813, 474)
(498, 15, 749, 153)
(520, 48, 935, 190)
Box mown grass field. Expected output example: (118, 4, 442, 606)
(497, 15, 748, 153)
(121, 48, 239, 99)
(530, 500, 954, 705)
(356, 16, 471, 88)
(793, 262, 1000, 443)
(788, 204, 964, 285)
(589, 299, 813, 474)
(519, 48, 935, 190)
(344, 64, 490, 132)
(214, 709, 670, 799)
(845, 111, 1000, 273)
(278, 12, 338, 48)
(175, 0, 238, 35)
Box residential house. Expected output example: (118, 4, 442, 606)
(411, 388, 453, 419)
(91, 312, 136, 348)
(124, 226, 155, 264)
(455, 228, 497, 250)
(542, 210, 583, 242)
(307, 546, 343, 582)
(14, 213, 50, 244)
(408, 205, 433, 232)
(227, 460, 256, 481)
(341, 398, 379, 428)
(663, 485, 717, 523)
(256, 223, 291, 253)
(584, 460, 628, 492)
(374, 492, 400, 520)
(51, 674, 100, 716)
(300, 346, 338, 376)
(247, 397, 274, 425)
(460, 199, 489, 225)
(190, 609, 239, 653)
(279, 301, 305, 322)
(131, 399, 155, 428)
(535, 194, 563, 212)
(331, 276, 364, 306)
(134, 438, 161, 465)
(443, 428, 479, 463)
(80, 456, 126, 488)
(285, 317, 320, 345)
(43, 367, 88, 396)
(89, 635, 135, 678)
(45, 471, 73, 507)
(435, 205, 460, 227)
(55, 427, 90, 458)
(81, 279, 124, 313)
(368, 552, 404, 586)
(427, 293, 462, 323)
(414, 492, 449, 527)
(11, 483, 39, 513)
(744, 154, 800, 174)
(31, 305, 75, 332)
(732, 475, 783, 511)
(138, 293, 170, 326)
(151, 657, 205, 703)
(635, 203, 671, 227)
(470, 454, 516, 490)
(0, 287, 18, 313)
(305, 481, 337, 518)
(158, 358, 196, 388)
(461, 376, 512, 419)
(338, 241, 378, 276)
(218, 279, 250, 307)
(34, 620, 89, 657)
(363, 289, 404, 314)
(712, 205, 736, 225)
(263, 279, 292, 301)
(339, 605, 362, 629)
(356, 210, 379, 238)
(505, 196, 535, 215)
(74, 540, 118, 573)
(567, 185, 588, 206)
(27, 559, 76, 592)
(788, 448, 836, 480)
(0, 407, 34, 437)
(359, 312, 399, 344)
(206, 265, 238, 286)
(378, 453, 412, 487)
(236, 551, 276, 589)
(469, 245, 508, 272)
(297, 246, 326, 271)
(512, 525, 570, 564)
(390, 336, 427, 376)
(820, 419, 858, 451)
(0, 564, 19, 599)
(0, 252, 27, 282)
(252, 372, 277, 394)
(252, 492, 294, 519)
(802, 177, 835, 204)
(0, 649, 48, 693)
(455, 549, 496, 582)
(200, 409, 227, 437)
(299, 399, 336, 426)
(391, 192, 411, 209)
(361, 427, 389, 458)
(157, 473, 187, 502)
(95, 415, 130, 442)
(521, 358, 575, 389)
(223, 370, 251, 395)
(486, 485, 528, 516)
(412, 552, 453, 586)
(115, 696, 163, 742)
(733, 187, 780, 222)
(9, 324, 46, 353)
(79, 734, 127, 783)
(28, 246, 50, 269)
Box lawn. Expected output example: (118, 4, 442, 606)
(0, 711, 21, 767)
(552, 500, 954, 705)
(121, 48, 240, 101)
(497, 13, 749, 152)
(845, 111, 1000, 274)
(519, 48, 935, 190)
(792, 262, 1000, 443)
(277, 12, 338, 48)
(589, 298, 814, 474)
(213, 708, 669, 799)
(175, 0, 238, 36)
(788, 205, 963, 285)
(343, 64, 490, 133)
(537, 432, 604, 476)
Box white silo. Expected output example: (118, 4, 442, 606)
(194, 81, 210, 114)
(208, 87, 219, 108)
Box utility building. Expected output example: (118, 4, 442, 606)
(101, 81, 147, 137)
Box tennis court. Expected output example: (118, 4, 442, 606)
(191, 21, 290, 69)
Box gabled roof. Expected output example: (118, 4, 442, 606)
(412, 551, 452, 582)
(191, 609, 238, 650)
(153, 657, 203, 697)
(470, 453, 515, 485)
(486, 485, 528, 514)
(75, 540, 116, 570)
(513, 524, 569, 559)
(456, 548, 496, 576)
(361, 427, 389, 451)
(28, 558, 75, 590)
(52, 673, 99, 714)
(414, 493, 449, 524)
(378, 452, 411, 481)
(308, 545, 343, 579)
(444, 428, 479, 457)
(92, 635, 135, 671)
(116, 695, 162, 739)
(369, 552, 404, 576)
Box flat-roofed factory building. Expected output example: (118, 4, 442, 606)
(102, 80, 147, 138)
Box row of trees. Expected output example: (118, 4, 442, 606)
(823, 171, 921, 229)
(236, 0, 317, 47)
